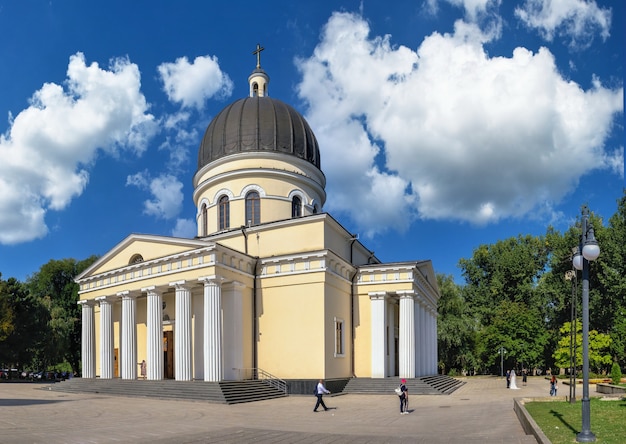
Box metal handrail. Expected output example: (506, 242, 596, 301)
(233, 367, 288, 394)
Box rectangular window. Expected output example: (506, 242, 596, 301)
(334, 318, 345, 357)
(219, 197, 230, 230)
(245, 192, 260, 225)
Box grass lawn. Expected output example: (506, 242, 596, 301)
(525, 398, 626, 443)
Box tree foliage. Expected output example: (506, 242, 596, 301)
(553, 321, 613, 373)
(446, 189, 626, 374)
(459, 234, 549, 328)
(477, 300, 548, 373)
(437, 274, 477, 374)
(26, 256, 98, 374)
(611, 362, 622, 385)
(0, 276, 47, 368)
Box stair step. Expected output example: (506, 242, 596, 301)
(49, 378, 287, 405)
(343, 376, 464, 395)
(49, 375, 464, 403)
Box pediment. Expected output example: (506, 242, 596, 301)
(76, 234, 212, 281)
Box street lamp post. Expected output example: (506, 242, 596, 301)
(565, 268, 577, 403)
(572, 206, 600, 443)
(498, 346, 506, 378)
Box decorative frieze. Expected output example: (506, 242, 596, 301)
(77, 246, 252, 294)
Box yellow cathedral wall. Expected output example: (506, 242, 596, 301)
(255, 268, 352, 380)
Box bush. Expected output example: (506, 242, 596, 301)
(610, 362, 622, 385)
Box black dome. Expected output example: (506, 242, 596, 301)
(198, 96, 321, 171)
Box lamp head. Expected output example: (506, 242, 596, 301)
(573, 248, 583, 271)
(582, 227, 600, 261)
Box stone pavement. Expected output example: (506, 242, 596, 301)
(0, 376, 576, 444)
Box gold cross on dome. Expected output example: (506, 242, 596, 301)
(252, 43, 264, 69)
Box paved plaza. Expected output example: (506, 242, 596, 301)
(0, 376, 569, 443)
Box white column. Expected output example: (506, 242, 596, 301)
(431, 309, 439, 374)
(119, 291, 137, 380)
(428, 309, 434, 374)
(398, 292, 416, 379)
(78, 300, 96, 378)
(421, 304, 428, 375)
(432, 308, 439, 375)
(171, 281, 192, 381)
(369, 292, 387, 378)
(201, 277, 223, 381)
(143, 286, 163, 380)
(96, 296, 114, 379)
(387, 302, 396, 377)
(413, 296, 421, 377)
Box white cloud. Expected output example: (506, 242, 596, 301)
(126, 172, 183, 220)
(0, 53, 156, 245)
(296, 12, 623, 234)
(171, 218, 197, 238)
(158, 55, 233, 110)
(604, 147, 624, 179)
(426, 0, 500, 20)
(158, 111, 195, 172)
(515, 0, 612, 48)
(126, 171, 149, 188)
(425, 0, 503, 39)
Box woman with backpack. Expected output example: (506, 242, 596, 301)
(398, 378, 409, 414)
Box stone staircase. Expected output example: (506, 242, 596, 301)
(49, 375, 463, 404)
(420, 375, 466, 394)
(49, 378, 287, 404)
(343, 375, 465, 395)
(219, 380, 288, 404)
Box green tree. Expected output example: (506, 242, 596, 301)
(436, 274, 477, 374)
(597, 192, 626, 368)
(477, 300, 548, 373)
(610, 362, 622, 385)
(452, 193, 624, 375)
(0, 277, 45, 369)
(27, 256, 98, 374)
(552, 321, 613, 374)
(0, 274, 15, 344)
(459, 234, 549, 327)
(609, 309, 626, 367)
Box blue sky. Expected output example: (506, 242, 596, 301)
(0, 0, 623, 283)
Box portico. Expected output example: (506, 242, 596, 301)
(367, 289, 438, 379)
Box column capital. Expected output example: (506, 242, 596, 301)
(95, 295, 115, 304)
(115, 290, 139, 299)
(368, 291, 388, 301)
(78, 299, 95, 306)
(198, 275, 225, 285)
(397, 290, 415, 299)
(169, 280, 188, 290)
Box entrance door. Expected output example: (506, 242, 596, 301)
(394, 338, 399, 376)
(114, 348, 119, 378)
(163, 331, 174, 379)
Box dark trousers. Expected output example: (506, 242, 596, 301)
(400, 394, 407, 412)
(314, 394, 328, 411)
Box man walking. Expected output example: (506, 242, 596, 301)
(313, 379, 330, 412)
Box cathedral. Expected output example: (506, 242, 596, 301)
(75, 49, 440, 389)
